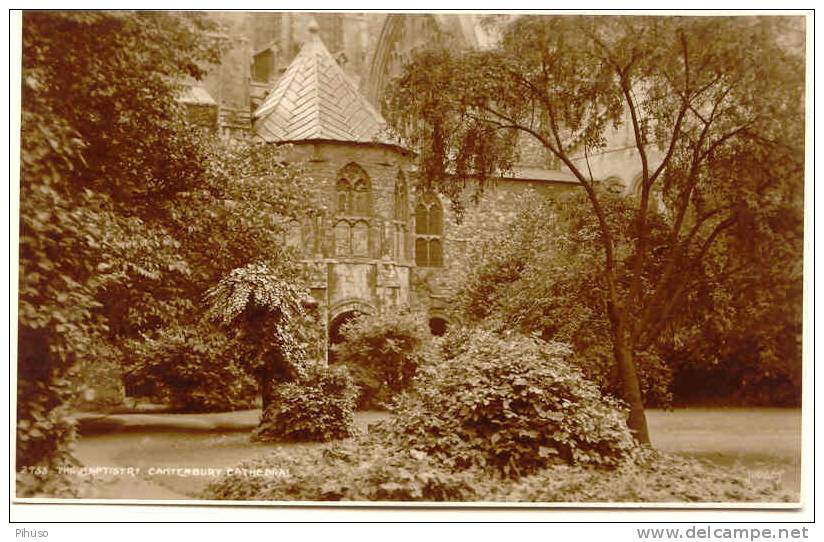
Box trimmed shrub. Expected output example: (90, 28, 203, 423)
(379, 329, 637, 477)
(254, 364, 358, 442)
(123, 324, 258, 412)
(333, 310, 433, 409)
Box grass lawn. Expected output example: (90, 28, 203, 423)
(646, 408, 801, 496)
(73, 408, 801, 500)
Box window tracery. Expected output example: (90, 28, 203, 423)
(414, 192, 443, 267)
(334, 163, 372, 257)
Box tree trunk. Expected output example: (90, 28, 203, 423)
(259, 368, 276, 416)
(606, 286, 651, 445)
(614, 339, 651, 445)
(258, 349, 292, 419)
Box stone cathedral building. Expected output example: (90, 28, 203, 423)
(184, 12, 644, 355)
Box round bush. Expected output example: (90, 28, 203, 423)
(123, 324, 258, 412)
(333, 310, 433, 409)
(254, 364, 358, 442)
(379, 329, 637, 477)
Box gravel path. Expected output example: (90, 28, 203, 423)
(72, 410, 389, 499)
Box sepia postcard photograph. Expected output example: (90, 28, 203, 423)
(11, 7, 811, 515)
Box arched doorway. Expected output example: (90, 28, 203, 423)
(429, 316, 448, 337)
(329, 310, 359, 346)
(328, 309, 367, 363)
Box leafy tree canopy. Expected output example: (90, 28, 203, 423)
(18, 11, 318, 494)
(386, 15, 805, 442)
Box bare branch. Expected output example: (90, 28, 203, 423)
(583, 144, 596, 185)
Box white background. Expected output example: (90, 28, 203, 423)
(3, 0, 818, 533)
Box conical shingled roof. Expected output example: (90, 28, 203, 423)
(254, 21, 390, 145)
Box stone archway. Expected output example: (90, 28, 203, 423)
(329, 310, 360, 348)
(327, 299, 375, 363)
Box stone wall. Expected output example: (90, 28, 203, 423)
(411, 178, 577, 317)
(280, 140, 580, 332)
(184, 103, 218, 131)
(280, 141, 415, 329)
(198, 11, 598, 332)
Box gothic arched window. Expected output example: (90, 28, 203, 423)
(336, 163, 371, 218)
(386, 171, 409, 261)
(394, 223, 406, 260)
(353, 179, 369, 215)
(334, 220, 351, 256)
(429, 238, 442, 267)
(394, 171, 409, 221)
(414, 192, 443, 267)
(334, 163, 372, 257)
(352, 221, 369, 257)
(415, 203, 428, 235)
(336, 179, 351, 215)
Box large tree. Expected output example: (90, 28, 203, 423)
(453, 187, 802, 409)
(19, 11, 220, 494)
(118, 139, 320, 411)
(386, 15, 805, 443)
(18, 11, 316, 494)
(453, 191, 675, 408)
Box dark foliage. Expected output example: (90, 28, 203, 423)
(662, 197, 804, 407)
(332, 310, 433, 409)
(453, 186, 801, 407)
(204, 262, 324, 416)
(123, 323, 258, 412)
(18, 11, 317, 495)
(204, 434, 791, 503)
(254, 364, 358, 442)
(379, 329, 637, 478)
(17, 11, 219, 496)
(452, 192, 674, 407)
